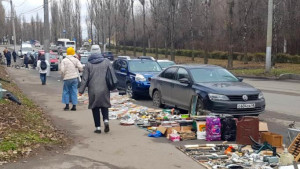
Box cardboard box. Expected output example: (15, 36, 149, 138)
(259, 122, 269, 132)
(261, 132, 283, 148)
(165, 126, 181, 136)
(181, 126, 193, 132)
(157, 126, 167, 135)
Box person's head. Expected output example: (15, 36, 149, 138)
(40, 55, 45, 61)
(67, 47, 75, 56)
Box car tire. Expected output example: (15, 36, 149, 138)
(153, 90, 164, 108)
(126, 83, 136, 99)
(196, 98, 208, 116)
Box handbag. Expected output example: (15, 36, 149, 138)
(106, 66, 118, 91)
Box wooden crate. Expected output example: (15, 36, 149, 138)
(288, 133, 300, 162)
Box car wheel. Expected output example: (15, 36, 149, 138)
(153, 90, 163, 108)
(196, 99, 208, 116)
(126, 83, 136, 99)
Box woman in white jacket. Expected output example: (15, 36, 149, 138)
(61, 47, 83, 111)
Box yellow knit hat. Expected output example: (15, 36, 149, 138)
(67, 47, 75, 55)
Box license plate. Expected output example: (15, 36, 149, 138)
(237, 103, 255, 109)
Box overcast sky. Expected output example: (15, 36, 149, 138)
(2, 0, 89, 39)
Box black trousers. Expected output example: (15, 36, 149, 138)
(92, 107, 109, 127)
(7, 60, 11, 67)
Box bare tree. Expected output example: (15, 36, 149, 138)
(139, 0, 146, 56)
(186, 0, 196, 61)
(119, 0, 131, 54)
(105, 0, 112, 50)
(150, 0, 161, 59)
(169, 0, 179, 61)
(227, 0, 234, 69)
(203, 0, 211, 64)
(131, 0, 137, 57)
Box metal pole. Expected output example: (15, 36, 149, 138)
(44, 0, 50, 53)
(10, 0, 16, 51)
(44, 0, 50, 76)
(265, 0, 273, 73)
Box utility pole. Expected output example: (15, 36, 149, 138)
(44, 0, 50, 76)
(10, 0, 16, 50)
(44, 0, 50, 53)
(265, 0, 273, 73)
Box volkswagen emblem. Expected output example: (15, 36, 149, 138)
(242, 95, 248, 101)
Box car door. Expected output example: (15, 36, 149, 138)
(113, 60, 127, 90)
(172, 68, 194, 109)
(159, 67, 178, 106)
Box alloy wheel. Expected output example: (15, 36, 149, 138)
(153, 90, 162, 107)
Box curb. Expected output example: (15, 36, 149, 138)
(278, 73, 300, 81)
(237, 74, 300, 81)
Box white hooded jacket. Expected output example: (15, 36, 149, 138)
(61, 55, 83, 80)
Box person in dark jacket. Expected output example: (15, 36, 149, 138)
(5, 51, 11, 67)
(79, 53, 117, 134)
(24, 54, 29, 68)
(12, 50, 17, 63)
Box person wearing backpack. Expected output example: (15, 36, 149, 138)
(61, 47, 83, 111)
(37, 55, 50, 85)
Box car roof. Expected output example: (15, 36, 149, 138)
(171, 64, 222, 69)
(157, 60, 174, 62)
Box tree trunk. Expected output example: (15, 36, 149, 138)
(204, 1, 209, 64)
(142, 3, 146, 56)
(131, 0, 136, 57)
(227, 0, 234, 69)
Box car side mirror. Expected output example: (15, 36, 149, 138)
(237, 77, 243, 82)
(179, 78, 190, 84)
(120, 68, 127, 73)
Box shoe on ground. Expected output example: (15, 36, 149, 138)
(104, 123, 110, 133)
(64, 107, 69, 111)
(71, 106, 76, 111)
(94, 130, 101, 134)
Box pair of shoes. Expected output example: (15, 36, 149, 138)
(104, 122, 110, 133)
(64, 106, 69, 111)
(94, 130, 101, 134)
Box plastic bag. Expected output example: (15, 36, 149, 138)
(206, 117, 221, 141)
(148, 131, 162, 138)
(221, 117, 236, 141)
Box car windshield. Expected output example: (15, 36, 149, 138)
(190, 68, 239, 83)
(22, 47, 32, 51)
(158, 61, 175, 69)
(129, 61, 162, 72)
(81, 57, 88, 64)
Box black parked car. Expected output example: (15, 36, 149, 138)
(149, 65, 265, 116)
(102, 51, 114, 61)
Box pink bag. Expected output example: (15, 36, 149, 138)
(206, 117, 221, 141)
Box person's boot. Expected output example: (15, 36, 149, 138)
(104, 120, 110, 133)
(71, 105, 76, 111)
(64, 104, 69, 111)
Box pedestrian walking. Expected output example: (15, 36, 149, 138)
(12, 50, 17, 63)
(24, 54, 29, 68)
(61, 47, 83, 111)
(5, 50, 11, 67)
(79, 53, 118, 134)
(37, 55, 50, 85)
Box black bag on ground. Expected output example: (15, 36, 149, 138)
(221, 117, 237, 141)
(106, 67, 118, 91)
(40, 60, 47, 70)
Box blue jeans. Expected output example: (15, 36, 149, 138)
(40, 73, 46, 84)
(62, 78, 78, 105)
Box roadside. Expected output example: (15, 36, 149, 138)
(3, 60, 202, 168)
(0, 65, 69, 165)
(114, 49, 300, 79)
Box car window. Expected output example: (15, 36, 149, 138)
(128, 60, 161, 72)
(190, 68, 239, 83)
(176, 68, 190, 80)
(161, 67, 177, 80)
(158, 61, 175, 69)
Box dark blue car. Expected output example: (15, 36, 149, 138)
(113, 58, 162, 98)
(102, 51, 114, 61)
(149, 65, 265, 116)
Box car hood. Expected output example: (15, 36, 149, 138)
(194, 82, 260, 95)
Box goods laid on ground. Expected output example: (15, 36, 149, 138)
(79, 93, 300, 168)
